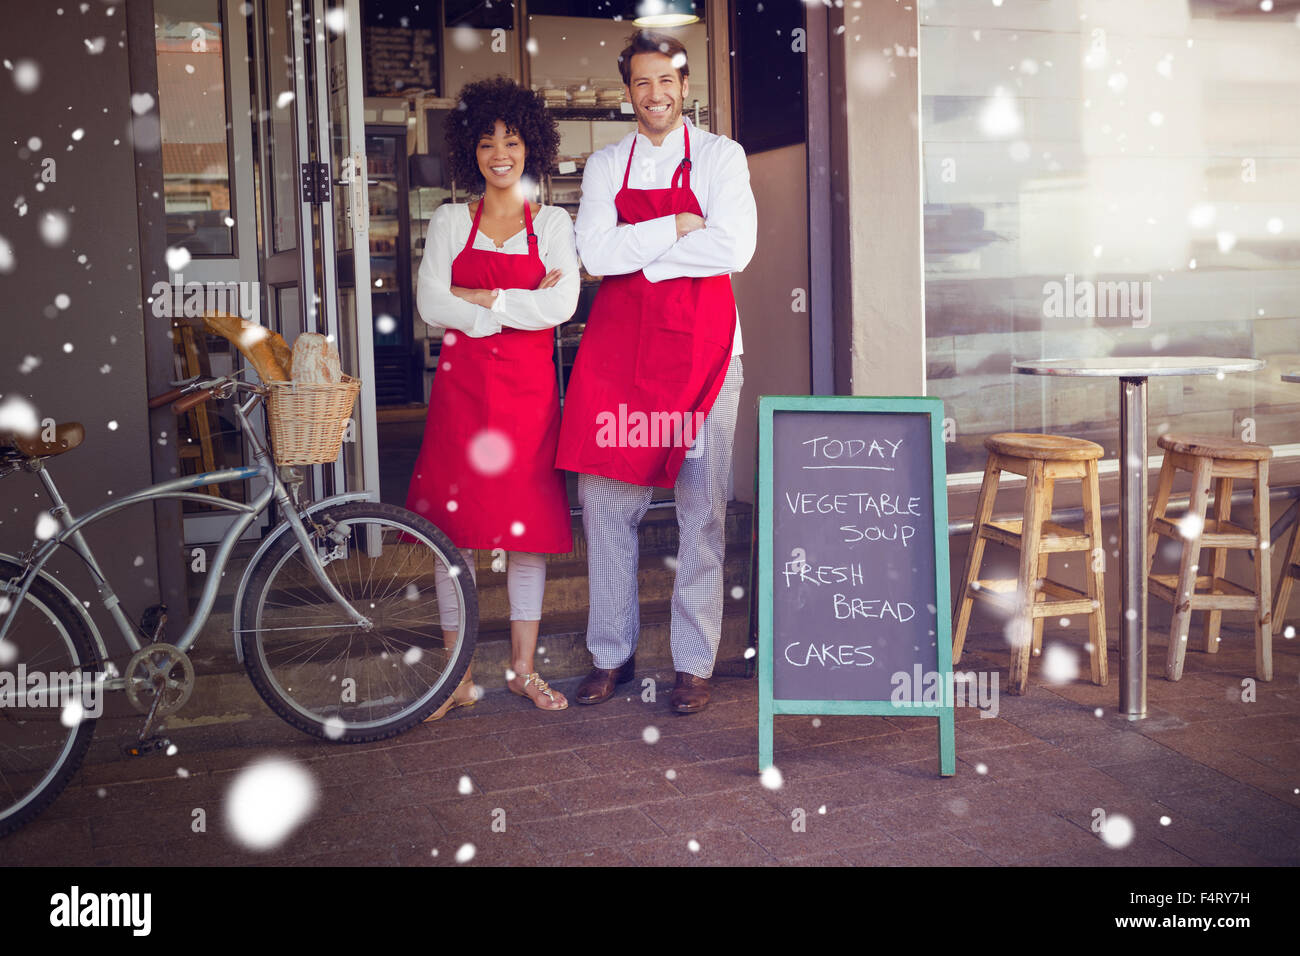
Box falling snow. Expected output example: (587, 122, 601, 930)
(39, 211, 69, 246)
(1041, 645, 1079, 684)
(1099, 813, 1135, 849)
(34, 513, 59, 540)
(0, 394, 39, 435)
(467, 429, 513, 476)
(60, 701, 83, 728)
(11, 59, 40, 93)
(224, 757, 318, 851)
(979, 88, 1022, 137)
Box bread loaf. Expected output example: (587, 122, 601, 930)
(268, 333, 294, 381)
(201, 313, 291, 383)
(291, 333, 343, 384)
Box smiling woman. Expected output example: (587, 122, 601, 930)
(405, 76, 580, 717)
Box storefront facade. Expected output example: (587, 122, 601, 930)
(2, 0, 1296, 640)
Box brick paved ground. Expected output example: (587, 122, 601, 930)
(3, 620, 1298, 867)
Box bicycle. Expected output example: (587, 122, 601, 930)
(0, 372, 477, 836)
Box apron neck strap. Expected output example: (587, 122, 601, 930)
(523, 200, 538, 249)
(465, 198, 486, 252)
(621, 121, 692, 191)
(465, 198, 539, 252)
(671, 122, 692, 190)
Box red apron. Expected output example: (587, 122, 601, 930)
(555, 122, 736, 489)
(405, 201, 573, 553)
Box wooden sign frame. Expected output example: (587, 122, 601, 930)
(757, 395, 956, 776)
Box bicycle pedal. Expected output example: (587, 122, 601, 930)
(122, 735, 171, 758)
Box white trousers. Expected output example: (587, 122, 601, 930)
(578, 355, 744, 678)
(434, 549, 547, 628)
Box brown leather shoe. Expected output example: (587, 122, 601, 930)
(669, 672, 710, 714)
(574, 656, 636, 705)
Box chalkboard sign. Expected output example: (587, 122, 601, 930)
(757, 396, 955, 776)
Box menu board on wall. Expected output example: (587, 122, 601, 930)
(365, 25, 436, 94)
(756, 395, 955, 776)
(363, 0, 440, 95)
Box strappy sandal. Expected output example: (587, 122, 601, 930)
(508, 672, 568, 711)
(424, 674, 477, 722)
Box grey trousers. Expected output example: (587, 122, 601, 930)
(578, 355, 744, 678)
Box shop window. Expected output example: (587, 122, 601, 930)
(730, 0, 805, 153)
(155, 0, 234, 257)
(921, 0, 1300, 476)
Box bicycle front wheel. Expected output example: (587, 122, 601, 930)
(239, 502, 477, 742)
(0, 558, 102, 837)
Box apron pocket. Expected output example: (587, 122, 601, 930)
(634, 324, 696, 386)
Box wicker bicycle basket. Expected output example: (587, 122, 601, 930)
(266, 375, 361, 465)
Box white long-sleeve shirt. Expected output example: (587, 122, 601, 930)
(574, 117, 755, 356)
(416, 202, 580, 337)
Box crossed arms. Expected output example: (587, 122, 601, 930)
(574, 136, 757, 283)
(416, 203, 581, 338)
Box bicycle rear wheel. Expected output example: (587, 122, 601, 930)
(239, 502, 477, 742)
(0, 559, 102, 837)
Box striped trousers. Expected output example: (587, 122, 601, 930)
(578, 355, 744, 678)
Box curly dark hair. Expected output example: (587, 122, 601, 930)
(445, 77, 560, 195)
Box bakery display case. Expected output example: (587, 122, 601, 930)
(365, 127, 421, 406)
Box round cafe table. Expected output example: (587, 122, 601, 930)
(1012, 357, 1264, 719)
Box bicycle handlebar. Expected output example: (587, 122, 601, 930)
(148, 386, 186, 409)
(149, 377, 265, 416)
(171, 389, 216, 414)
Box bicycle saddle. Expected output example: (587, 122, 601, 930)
(0, 422, 85, 459)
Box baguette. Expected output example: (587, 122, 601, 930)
(201, 313, 292, 383)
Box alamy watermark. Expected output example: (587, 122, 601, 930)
(150, 274, 258, 319)
(890, 664, 1000, 718)
(1042, 273, 1151, 329)
(594, 405, 708, 459)
(0, 664, 105, 719)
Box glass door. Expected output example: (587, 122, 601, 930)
(248, 0, 323, 508)
(312, 0, 379, 499)
(156, 0, 274, 544)
(244, 0, 378, 505)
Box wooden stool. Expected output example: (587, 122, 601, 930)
(953, 433, 1108, 695)
(1147, 433, 1273, 682)
(1274, 503, 1300, 639)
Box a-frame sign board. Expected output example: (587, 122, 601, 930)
(757, 395, 956, 776)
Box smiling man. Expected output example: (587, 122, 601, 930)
(557, 29, 757, 714)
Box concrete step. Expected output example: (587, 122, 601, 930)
(177, 499, 757, 715)
(161, 597, 754, 728)
(183, 500, 754, 659)
(185, 500, 754, 605)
